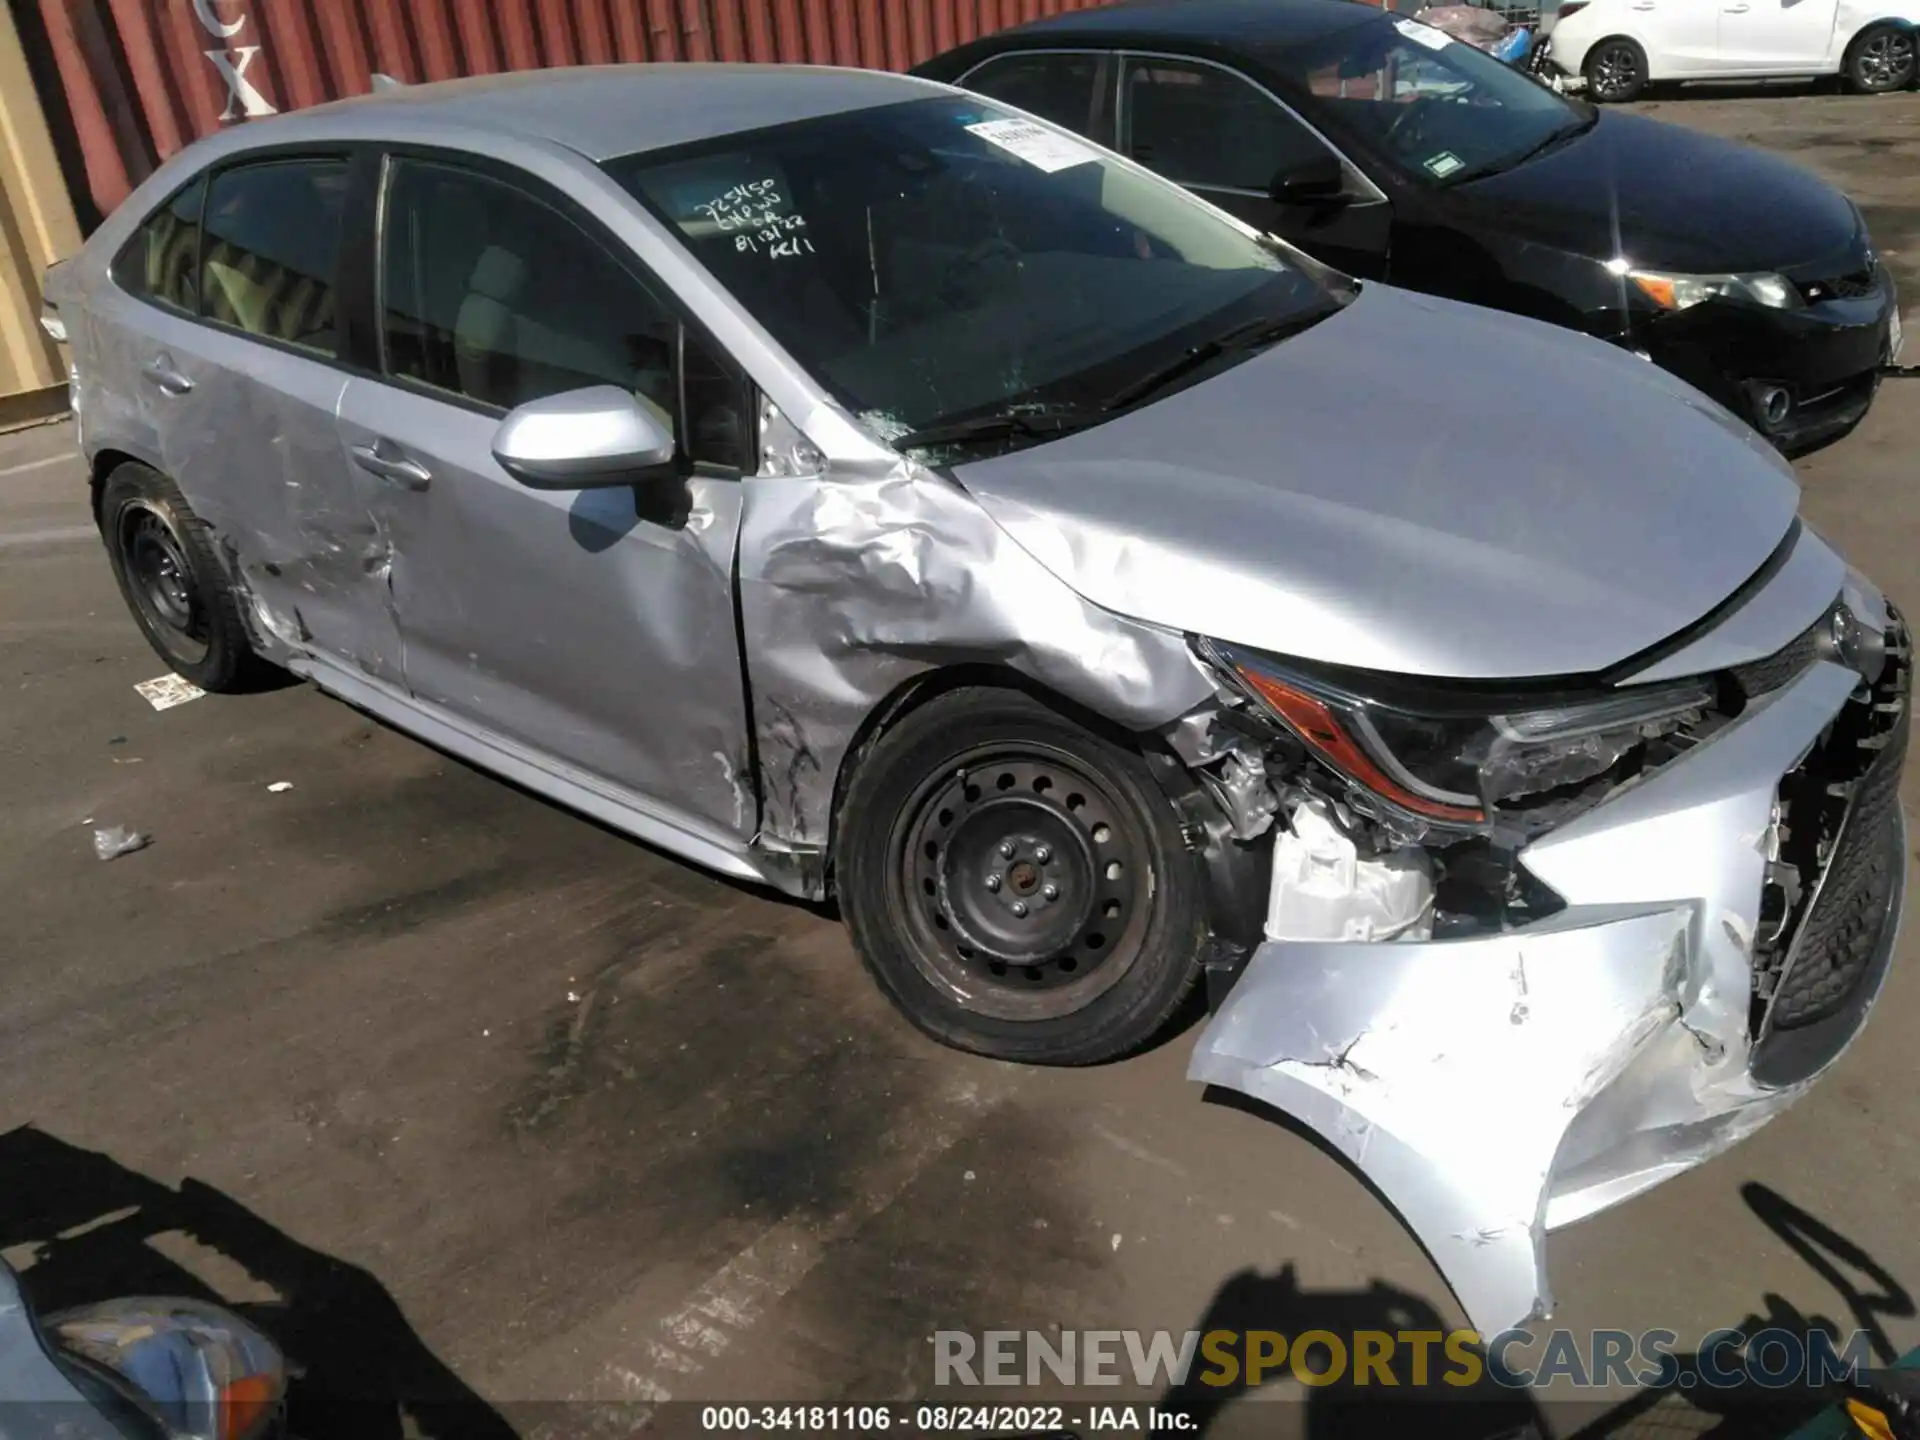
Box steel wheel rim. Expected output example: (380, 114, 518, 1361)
(893, 743, 1155, 1022)
(118, 503, 209, 662)
(1860, 31, 1915, 87)
(1592, 44, 1638, 98)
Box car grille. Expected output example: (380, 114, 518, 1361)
(1797, 269, 1879, 303)
(1730, 605, 1830, 703)
(1751, 607, 1910, 1034)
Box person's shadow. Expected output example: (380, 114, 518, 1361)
(1158, 1183, 1913, 1440)
(0, 1125, 515, 1440)
(1157, 1262, 1548, 1439)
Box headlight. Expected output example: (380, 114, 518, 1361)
(1206, 642, 1713, 829)
(1628, 268, 1802, 312)
(46, 1298, 286, 1440)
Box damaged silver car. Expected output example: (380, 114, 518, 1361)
(46, 65, 1909, 1340)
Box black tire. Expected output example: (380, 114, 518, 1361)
(1584, 38, 1648, 102)
(838, 687, 1207, 1066)
(1846, 22, 1917, 93)
(99, 460, 263, 692)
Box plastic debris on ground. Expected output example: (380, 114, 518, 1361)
(134, 674, 205, 710)
(266, 781, 293, 793)
(92, 826, 152, 861)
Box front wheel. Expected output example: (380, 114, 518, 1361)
(838, 688, 1208, 1066)
(1584, 38, 1648, 102)
(1846, 22, 1917, 93)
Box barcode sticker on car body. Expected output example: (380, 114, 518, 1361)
(965, 118, 1099, 173)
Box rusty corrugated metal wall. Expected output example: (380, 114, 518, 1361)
(1, 0, 83, 425)
(23, 0, 1117, 221)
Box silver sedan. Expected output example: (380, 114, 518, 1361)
(43, 62, 1909, 1340)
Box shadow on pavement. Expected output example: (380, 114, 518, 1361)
(0, 1124, 515, 1440)
(1158, 1184, 1912, 1440)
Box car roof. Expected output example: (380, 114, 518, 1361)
(267, 63, 943, 162)
(975, 0, 1382, 50)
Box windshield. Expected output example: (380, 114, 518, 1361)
(610, 96, 1340, 450)
(1272, 15, 1584, 184)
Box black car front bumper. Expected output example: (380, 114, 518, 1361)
(1637, 260, 1899, 453)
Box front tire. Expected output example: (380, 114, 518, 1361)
(1584, 38, 1648, 101)
(99, 461, 263, 692)
(1846, 22, 1916, 93)
(838, 687, 1207, 1066)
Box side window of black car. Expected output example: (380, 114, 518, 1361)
(113, 173, 208, 315)
(1122, 58, 1336, 193)
(963, 51, 1114, 145)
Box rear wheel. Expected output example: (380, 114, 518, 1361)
(1846, 22, 1916, 93)
(99, 461, 263, 692)
(1584, 38, 1648, 101)
(838, 688, 1207, 1066)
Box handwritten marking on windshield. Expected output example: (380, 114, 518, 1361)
(694, 178, 817, 260)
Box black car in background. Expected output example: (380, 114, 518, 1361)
(915, 0, 1902, 452)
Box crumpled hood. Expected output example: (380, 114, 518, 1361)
(951, 284, 1802, 680)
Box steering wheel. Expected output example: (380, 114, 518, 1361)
(1383, 95, 1439, 154)
(939, 236, 1024, 309)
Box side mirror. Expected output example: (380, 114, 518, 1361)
(1269, 153, 1349, 206)
(492, 385, 676, 491)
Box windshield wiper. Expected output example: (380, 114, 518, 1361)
(1440, 112, 1598, 187)
(890, 407, 1108, 454)
(1100, 310, 1334, 412)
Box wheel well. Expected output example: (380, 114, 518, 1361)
(1585, 34, 1646, 67)
(1845, 18, 1915, 56)
(823, 665, 1168, 864)
(88, 448, 143, 524)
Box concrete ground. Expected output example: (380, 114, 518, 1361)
(2, 89, 1917, 1440)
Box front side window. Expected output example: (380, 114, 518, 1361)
(610, 96, 1340, 449)
(964, 51, 1113, 143)
(1277, 15, 1586, 184)
(113, 173, 208, 314)
(1122, 57, 1335, 192)
(378, 159, 746, 468)
(201, 158, 348, 355)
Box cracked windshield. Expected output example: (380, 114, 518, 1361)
(611, 95, 1341, 454)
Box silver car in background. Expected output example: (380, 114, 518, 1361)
(43, 64, 1909, 1340)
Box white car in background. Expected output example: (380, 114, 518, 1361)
(1547, 0, 1917, 99)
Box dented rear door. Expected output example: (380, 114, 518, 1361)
(124, 151, 405, 682)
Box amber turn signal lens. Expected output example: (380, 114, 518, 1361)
(219, 1373, 280, 1440)
(1236, 667, 1486, 824)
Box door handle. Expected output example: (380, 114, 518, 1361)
(1723, 4, 1750, 10)
(141, 355, 193, 396)
(350, 441, 432, 492)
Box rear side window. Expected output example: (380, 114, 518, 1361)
(199, 158, 349, 356)
(1123, 58, 1334, 192)
(963, 52, 1113, 143)
(113, 174, 208, 314)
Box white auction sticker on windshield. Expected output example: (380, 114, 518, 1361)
(966, 118, 1098, 173)
(1425, 151, 1464, 177)
(1395, 17, 1453, 49)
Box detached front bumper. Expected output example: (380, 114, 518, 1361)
(1191, 628, 1910, 1340)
